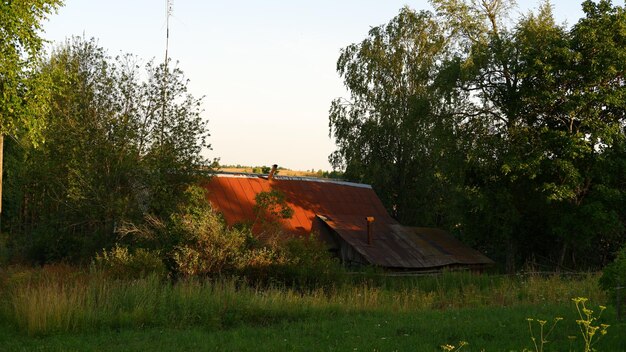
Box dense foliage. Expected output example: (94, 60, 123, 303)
(0, 1, 63, 259)
(0, 25, 337, 280)
(0, 0, 62, 140)
(330, 0, 626, 271)
(1, 0, 624, 278)
(3, 38, 210, 262)
(599, 244, 626, 294)
(100, 185, 342, 287)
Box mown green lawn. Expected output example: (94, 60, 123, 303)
(3, 305, 624, 352)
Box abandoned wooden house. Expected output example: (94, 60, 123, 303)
(203, 169, 493, 271)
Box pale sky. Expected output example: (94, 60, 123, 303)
(42, 0, 589, 171)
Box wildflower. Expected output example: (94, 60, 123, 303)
(572, 297, 610, 351)
(440, 344, 455, 351)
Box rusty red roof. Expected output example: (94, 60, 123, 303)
(203, 173, 493, 270)
(203, 173, 394, 237)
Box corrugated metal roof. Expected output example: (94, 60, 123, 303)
(203, 174, 393, 237)
(317, 214, 493, 269)
(204, 173, 493, 269)
(398, 226, 494, 266)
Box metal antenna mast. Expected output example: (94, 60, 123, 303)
(165, 0, 172, 66)
(161, 0, 173, 144)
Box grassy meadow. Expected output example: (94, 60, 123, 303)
(0, 265, 624, 351)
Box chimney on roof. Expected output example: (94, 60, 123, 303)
(268, 164, 278, 180)
(366, 216, 375, 245)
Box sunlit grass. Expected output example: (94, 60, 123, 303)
(1, 265, 624, 351)
(0, 265, 607, 337)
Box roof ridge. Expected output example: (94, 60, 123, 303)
(213, 172, 372, 189)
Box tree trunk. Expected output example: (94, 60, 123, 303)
(506, 237, 516, 274)
(0, 134, 3, 232)
(557, 242, 568, 272)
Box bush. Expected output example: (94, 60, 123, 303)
(94, 246, 166, 280)
(599, 245, 626, 293)
(240, 236, 345, 290)
(113, 185, 249, 279)
(115, 185, 345, 287)
(279, 236, 345, 288)
(165, 185, 345, 286)
(167, 186, 250, 278)
(599, 245, 626, 317)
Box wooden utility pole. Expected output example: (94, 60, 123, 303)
(0, 135, 3, 231)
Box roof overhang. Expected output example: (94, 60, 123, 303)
(317, 214, 494, 270)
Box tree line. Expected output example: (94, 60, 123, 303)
(0, 2, 334, 281)
(1, 1, 624, 273)
(329, 0, 626, 271)
(1, 1, 211, 263)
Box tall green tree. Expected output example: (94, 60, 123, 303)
(330, 0, 626, 271)
(0, 0, 62, 225)
(5, 38, 211, 262)
(432, 0, 625, 269)
(329, 7, 462, 226)
(503, 0, 626, 267)
(432, 0, 529, 271)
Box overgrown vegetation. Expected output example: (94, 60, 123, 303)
(93, 185, 341, 287)
(1, 267, 623, 351)
(3, 37, 210, 263)
(0, 267, 607, 335)
(1, 1, 625, 349)
(599, 245, 626, 293)
(599, 244, 626, 318)
(329, 0, 626, 271)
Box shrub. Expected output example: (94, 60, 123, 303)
(168, 186, 250, 278)
(171, 226, 247, 278)
(237, 247, 288, 285)
(240, 236, 345, 290)
(279, 236, 344, 288)
(114, 185, 249, 279)
(599, 245, 626, 293)
(599, 245, 626, 319)
(94, 246, 166, 280)
(114, 185, 345, 286)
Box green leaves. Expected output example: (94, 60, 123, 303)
(330, 0, 626, 269)
(4, 37, 211, 262)
(0, 0, 62, 139)
(329, 7, 459, 226)
(253, 190, 294, 237)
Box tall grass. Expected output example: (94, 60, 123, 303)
(0, 265, 606, 336)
